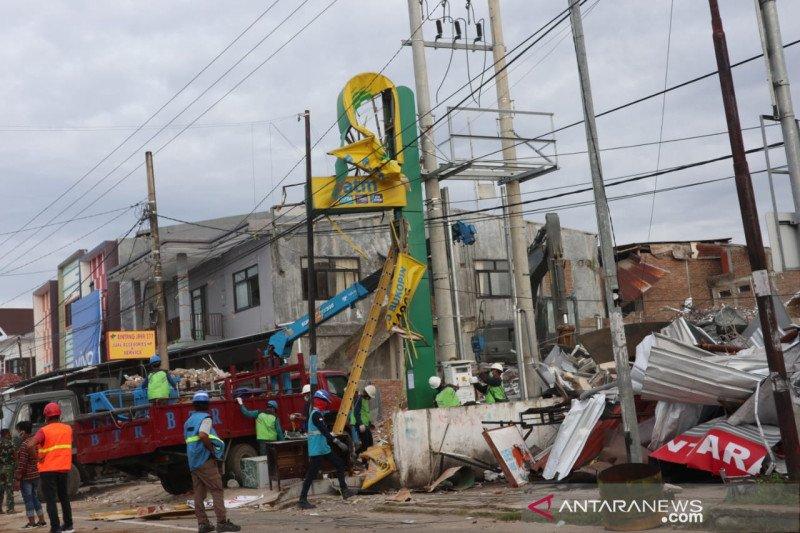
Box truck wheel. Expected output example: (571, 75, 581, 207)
(159, 469, 193, 495)
(67, 464, 81, 497)
(226, 442, 256, 484)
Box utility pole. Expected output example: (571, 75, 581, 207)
(567, 0, 641, 462)
(145, 151, 169, 371)
(441, 187, 465, 359)
(708, 0, 800, 480)
(757, 0, 800, 225)
(406, 0, 459, 362)
(303, 110, 318, 392)
(487, 0, 540, 398)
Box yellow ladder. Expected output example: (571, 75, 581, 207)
(332, 246, 398, 434)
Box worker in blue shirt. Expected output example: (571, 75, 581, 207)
(236, 398, 284, 455)
(298, 390, 354, 510)
(139, 354, 179, 401)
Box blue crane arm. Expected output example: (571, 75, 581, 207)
(266, 268, 382, 358)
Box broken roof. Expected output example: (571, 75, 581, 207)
(0, 308, 34, 337)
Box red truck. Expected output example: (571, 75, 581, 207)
(0, 355, 348, 495)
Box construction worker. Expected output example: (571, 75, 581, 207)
(349, 385, 377, 451)
(34, 402, 72, 533)
(14, 421, 46, 528)
(473, 363, 508, 404)
(183, 390, 240, 533)
(428, 376, 461, 408)
(0, 428, 15, 515)
(290, 383, 312, 431)
(236, 398, 284, 455)
(139, 354, 179, 401)
(297, 390, 354, 510)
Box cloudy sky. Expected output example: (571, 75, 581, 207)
(1, 0, 799, 307)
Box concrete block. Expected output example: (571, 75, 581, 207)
(241, 455, 271, 489)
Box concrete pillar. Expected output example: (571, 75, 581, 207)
(176, 253, 192, 342)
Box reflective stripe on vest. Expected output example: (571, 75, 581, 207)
(255, 413, 278, 441)
(183, 411, 224, 471)
(147, 370, 170, 400)
(307, 409, 331, 457)
(38, 422, 72, 473)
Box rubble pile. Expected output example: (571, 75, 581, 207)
(121, 367, 230, 391)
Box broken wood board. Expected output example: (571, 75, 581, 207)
(90, 504, 193, 521)
(426, 465, 474, 492)
(482, 426, 534, 488)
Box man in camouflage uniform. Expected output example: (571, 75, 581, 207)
(0, 428, 16, 514)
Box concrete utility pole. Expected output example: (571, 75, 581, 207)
(487, 0, 541, 398)
(567, 0, 642, 462)
(757, 0, 800, 222)
(406, 0, 459, 362)
(441, 187, 465, 359)
(145, 151, 169, 371)
(708, 0, 800, 480)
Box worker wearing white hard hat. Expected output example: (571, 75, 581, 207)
(349, 384, 378, 452)
(428, 375, 460, 408)
(472, 363, 508, 404)
(290, 384, 314, 432)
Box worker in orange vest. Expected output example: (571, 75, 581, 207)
(33, 402, 73, 533)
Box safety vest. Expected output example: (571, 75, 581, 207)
(147, 370, 171, 400)
(255, 412, 279, 441)
(484, 384, 508, 404)
(184, 411, 224, 471)
(348, 397, 371, 427)
(38, 422, 72, 473)
(435, 387, 461, 408)
(307, 408, 331, 457)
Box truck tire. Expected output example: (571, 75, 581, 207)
(225, 442, 256, 484)
(159, 469, 193, 495)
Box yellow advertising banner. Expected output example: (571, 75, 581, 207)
(311, 176, 407, 212)
(107, 330, 156, 360)
(385, 253, 426, 330)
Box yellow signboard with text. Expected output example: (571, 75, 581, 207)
(107, 330, 156, 360)
(311, 175, 407, 212)
(386, 253, 426, 330)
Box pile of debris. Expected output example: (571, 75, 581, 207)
(515, 297, 800, 484)
(122, 367, 230, 392)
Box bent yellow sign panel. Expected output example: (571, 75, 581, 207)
(386, 253, 426, 330)
(107, 330, 156, 360)
(312, 175, 407, 212)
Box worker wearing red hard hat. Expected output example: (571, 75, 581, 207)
(32, 402, 73, 533)
(297, 390, 354, 510)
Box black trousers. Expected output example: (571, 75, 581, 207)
(299, 452, 348, 501)
(358, 428, 374, 450)
(40, 472, 72, 533)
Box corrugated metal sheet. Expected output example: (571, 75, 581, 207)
(543, 393, 606, 480)
(632, 333, 761, 404)
(617, 255, 669, 302)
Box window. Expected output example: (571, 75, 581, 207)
(301, 257, 360, 300)
(233, 265, 260, 312)
(475, 259, 511, 298)
(5, 358, 34, 379)
(738, 284, 752, 294)
(718, 289, 732, 298)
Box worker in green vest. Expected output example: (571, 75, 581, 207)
(349, 384, 376, 451)
(140, 354, 179, 401)
(428, 376, 461, 408)
(472, 363, 508, 404)
(236, 398, 284, 455)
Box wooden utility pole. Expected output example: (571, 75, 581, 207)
(567, 0, 642, 462)
(708, 0, 800, 480)
(145, 151, 169, 370)
(303, 110, 318, 393)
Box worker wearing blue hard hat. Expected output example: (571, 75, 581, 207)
(297, 389, 354, 510)
(139, 354, 179, 402)
(236, 396, 284, 456)
(184, 390, 240, 533)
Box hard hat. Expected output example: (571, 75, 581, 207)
(149, 354, 161, 365)
(364, 384, 377, 398)
(301, 384, 311, 395)
(267, 400, 279, 410)
(428, 376, 441, 389)
(313, 390, 332, 403)
(192, 390, 210, 403)
(43, 402, 61, 418)
(490, 363, 504, 372)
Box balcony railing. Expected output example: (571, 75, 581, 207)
(166, 313, 224, 343)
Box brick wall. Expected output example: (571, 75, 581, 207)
(370, 378, 405, 423)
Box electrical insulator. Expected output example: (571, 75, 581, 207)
(435, 19, 443, 41)
(474, 21, 483, 43)
(454, 20, 462, 40)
